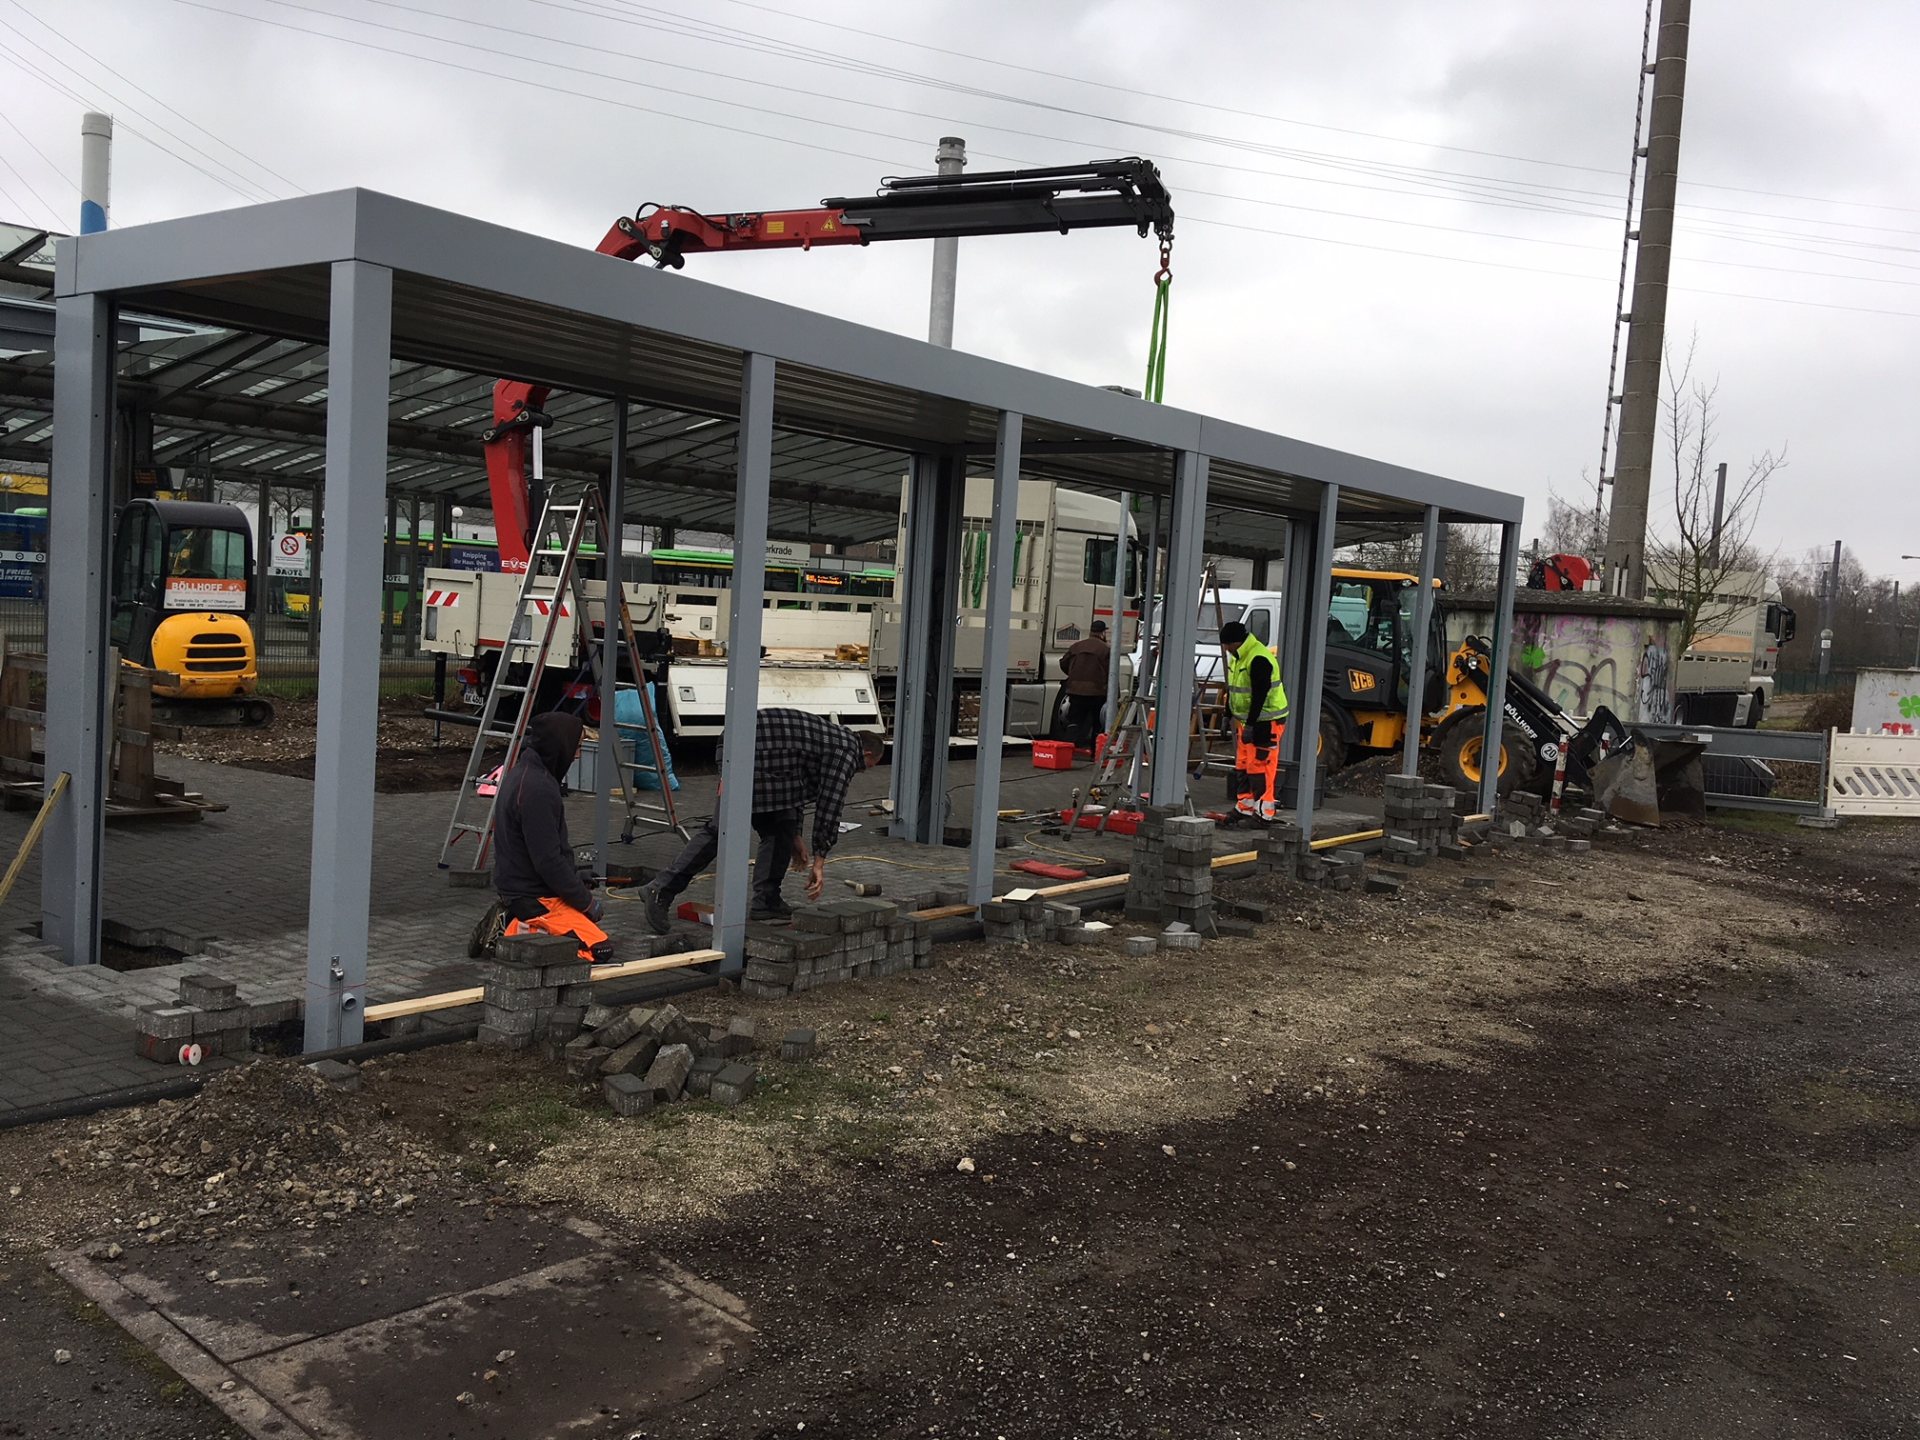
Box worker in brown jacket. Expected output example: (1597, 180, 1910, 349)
(1057, 620, 1111, 750)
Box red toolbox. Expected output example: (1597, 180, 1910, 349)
(1031, 739, 1075, 770)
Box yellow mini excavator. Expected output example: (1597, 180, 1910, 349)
(109, 498, 273, 727)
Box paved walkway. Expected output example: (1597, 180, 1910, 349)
(0, 746, 1378, 1115)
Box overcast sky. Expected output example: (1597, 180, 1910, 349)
(2, 0, 1913, 574)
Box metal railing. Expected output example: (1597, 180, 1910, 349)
(1633, 722, 1830, 815)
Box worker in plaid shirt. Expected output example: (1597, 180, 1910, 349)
(642, 709, 888, 928)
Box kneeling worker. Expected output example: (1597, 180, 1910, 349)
(642, 709, 886, 930)
(493, 711, 610, 959)
(1219, 619, 1289, 822)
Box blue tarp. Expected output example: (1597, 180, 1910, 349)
(613, 684, 679, 791)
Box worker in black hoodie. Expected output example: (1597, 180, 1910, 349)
(493, 711, 610, 960)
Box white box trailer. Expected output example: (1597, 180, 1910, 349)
(871, 479, 1140, 736)
(1646, 566, 1797, 727)
(416, 567, 883, 739)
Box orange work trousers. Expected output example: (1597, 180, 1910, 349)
(505, 896, 610, 962)
(1233, 723, 1285, 820)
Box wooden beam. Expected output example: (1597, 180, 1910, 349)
(362, 948, 725, 1023)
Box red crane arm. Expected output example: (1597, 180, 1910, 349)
(482, 159, 1176, 572)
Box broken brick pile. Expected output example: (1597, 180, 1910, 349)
(134, 974, 253, 1065)
(574, 1002, 771, 1117)
(740, 897, 934, 999)
(1382, 775, 1469, 867)
(1124, 809, 1216, 931)
(1495, 790, 1601, 853)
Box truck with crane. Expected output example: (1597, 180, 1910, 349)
(418, 156, 1173, 744)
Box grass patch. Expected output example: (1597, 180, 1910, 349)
(256, 675, 435, 700)
(1773, 1075, 1920, 1134)
(468, 1076, 596, 1161)
(747, 1063, 907, 1166)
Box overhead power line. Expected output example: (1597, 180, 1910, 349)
(9, 0, 304, 199)
(683, 0, 1920, 218)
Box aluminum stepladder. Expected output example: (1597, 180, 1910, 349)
(1075, 561, 1231, 831)
(436, 486, 682, 877)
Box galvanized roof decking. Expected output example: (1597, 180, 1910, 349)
(33, 189, 1519, 555)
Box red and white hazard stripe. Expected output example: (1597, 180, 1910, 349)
(530, 598, 570, 617)
(425, 588, 463, 608)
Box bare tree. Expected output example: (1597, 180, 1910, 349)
(1644, 333, 1784, 651)
(1539, 483, 1606, 559)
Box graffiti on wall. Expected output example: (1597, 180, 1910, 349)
(1448, 608, 1681, 723)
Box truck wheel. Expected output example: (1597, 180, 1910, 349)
(1746, 689, 1766, 729)
(1437, 711, 1529, 798)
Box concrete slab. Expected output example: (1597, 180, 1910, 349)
(53, 1210, 753, 1440)
(0, 746, 1381, 1111)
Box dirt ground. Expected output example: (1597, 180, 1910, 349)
(2, 814, 1916, 1437)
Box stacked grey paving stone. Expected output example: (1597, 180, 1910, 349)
(980, 895, 1111, 947)
(477, 933, 595, 1051)
(740, 897, 933, 997)
(133, 973, 254, 1065)
(1382, 776, 1467, 867)
(1254, 820, 1363, 891)
(1122, 808, 1215, 933)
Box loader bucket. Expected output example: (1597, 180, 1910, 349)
(1592, 729, 1712, 827)
(1592, 744, 1661, 827)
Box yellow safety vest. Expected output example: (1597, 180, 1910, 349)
(1226, 635, 1289, 724)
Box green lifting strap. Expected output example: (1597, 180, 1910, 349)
(1143, 272, 1172, 404)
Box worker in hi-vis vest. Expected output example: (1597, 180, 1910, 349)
(1219, 619, 1289, 821)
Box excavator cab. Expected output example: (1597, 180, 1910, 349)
(109, 499, 272, 727)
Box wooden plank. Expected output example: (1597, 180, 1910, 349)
(1027, 874, 1128, 898)
(363, 987, 482, 1022)
(908, 903, 978, 921)
(588, 948, 725, 982)
(364, 948, 727, 1023)
(0, 770, 66, 910)
(0, 665, 31, 770)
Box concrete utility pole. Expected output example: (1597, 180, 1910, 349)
(80, 112, 112, 234)
(927, 136, 965, 347)
(1707, 460, 1727, 565)
(1819, 539, 1841, 678)
(1603, 0, 1692, 598)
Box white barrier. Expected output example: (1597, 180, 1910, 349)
(1827, 730, 1920, 817)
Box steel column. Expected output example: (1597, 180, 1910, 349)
(1125, 495, 1161, 800)
(1150, 451, 1207, 806)
(305, 482, 322, 659)
(1277, 518, 1311, 770)
(303, 260, 392, 1052)
(41, 292, 114, 963)
(594, 400, 627, 881)
(712, 354, 774, 967)
(1104, 491, 1130, 727)
(966, 411, 1022, 902)
(1291, 484, 1341, 834)
(890, 452, 961, 844)
(1401, 504, 1442, 772)
(1478, 521, 1522, 814)
(254, 478, 272, 661)
(406, 492, 422, 658)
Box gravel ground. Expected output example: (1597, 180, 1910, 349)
(0, 814, 1914, 1437)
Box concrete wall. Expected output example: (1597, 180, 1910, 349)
(1447, 593, 1684, 724)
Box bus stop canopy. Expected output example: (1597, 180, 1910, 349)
(42, 187, 1524, 1054)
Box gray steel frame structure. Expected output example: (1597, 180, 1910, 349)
(44, 189, 1523, 1051)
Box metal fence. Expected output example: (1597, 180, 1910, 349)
(0, 595, 436, 683)
(1633, 722, 1830, 816)
(1776, 669, 1855, 696)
